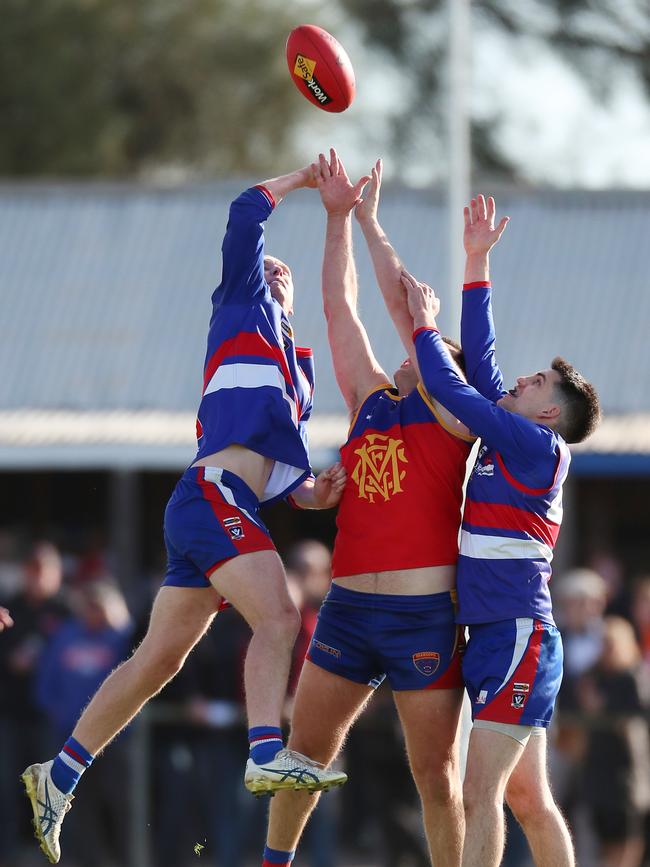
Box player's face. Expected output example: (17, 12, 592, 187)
(393, 358, 418, 396)
(497, 368, 562, 422)
(264, 256, 294, 315)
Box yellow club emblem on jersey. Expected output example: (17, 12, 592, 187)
(294, 54, 316, 80)
(351, 434, 408, 502)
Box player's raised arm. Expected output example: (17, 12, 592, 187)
(461, 194, 510, 401)
(403, 270, 556, 470)
(314, 149, 389, 414)
(215, 165, 316, 308)
(354, 159, 419, 366)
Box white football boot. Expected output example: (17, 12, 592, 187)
(244, 748, 347, 795)
(21, 761, 73, 864)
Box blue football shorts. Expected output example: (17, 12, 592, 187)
(462, 617, 563, 728)
(306, 583, 464, 691)
(162, 465, 275, 589)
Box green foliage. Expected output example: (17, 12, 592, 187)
(337, 0, 650, 183)
(0, 0, 311, 176)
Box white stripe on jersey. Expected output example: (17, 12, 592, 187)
(547, 487, 564, 525)
(460, 530, 554, 563)
(495, 618, 534, 694)
(204, 362, 298, 425)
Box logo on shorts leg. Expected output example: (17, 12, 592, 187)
(511, 682, 530, 709)
(223, 516, 245, 540)
(477, 689, 488, 705)
(311, 639, 341, 659)
(412, 651, 440, 676)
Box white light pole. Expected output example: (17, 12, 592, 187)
(447, 0, 471, 338)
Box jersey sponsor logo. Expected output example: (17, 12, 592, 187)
(311, 638, 341, 659)
(412, 651, 440, 676)
(223, 516, 245, 540)
(513, 682, 530, 693)
(351, 433, 408, 502)
(473, 445, 494, 477)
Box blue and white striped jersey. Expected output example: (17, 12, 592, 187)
(193, 186, 314, 504)
(414, 283, 570, 626)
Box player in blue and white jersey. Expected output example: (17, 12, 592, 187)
(401, 195, 601, 867)
(21, 164, 352, 864)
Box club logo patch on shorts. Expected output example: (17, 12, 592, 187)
(477, 689, 488, 704)
(511, 681, 530, 709)
(223, 516, 245, 540)
(312, 639, 341, 659)
(412, 651, 440, 676)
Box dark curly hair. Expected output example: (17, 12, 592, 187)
(551, 357, 601, 444)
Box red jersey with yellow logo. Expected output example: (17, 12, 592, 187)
(332, 384, 474, 578)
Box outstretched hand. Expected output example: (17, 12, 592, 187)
(311, 462, 347, 509)
(312, 148, 370, 216)
(464, 194, 509, 257)
(401, 269, 440, 328)
(355, 158, 382, 224)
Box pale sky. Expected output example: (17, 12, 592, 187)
(289, 2, 650, 189)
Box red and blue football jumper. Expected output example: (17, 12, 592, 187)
(413, 282, 569, 725)
(308, 384, 473, 691)
(163, 186, 316, 588)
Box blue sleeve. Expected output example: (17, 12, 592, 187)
(415, 328, 558, 483)
(211, 186, 274, 308)
(460, 283, 506, 402)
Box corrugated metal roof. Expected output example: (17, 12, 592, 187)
(0, 410, 647, 471)
(0, 182, 647, 426)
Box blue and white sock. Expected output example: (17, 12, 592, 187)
(50, 737, 95, 795)
(248, 726, 283, 765)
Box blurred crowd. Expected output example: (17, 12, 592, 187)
(0, 534, 649, 867)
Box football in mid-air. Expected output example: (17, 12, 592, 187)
(286, 25, 355, 113)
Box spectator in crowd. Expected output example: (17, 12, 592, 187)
(35, 579, 134, 867)
(576, 616, 650, 867)
(554, 567, 609, 836)
(557, 567, 609, 684)
(284, 539, 333, 694)
(0, 541, 70, 864)
(631, 575, 650, 672)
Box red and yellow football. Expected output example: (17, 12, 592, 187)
(286, 25, 355, 113)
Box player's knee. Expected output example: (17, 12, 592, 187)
(258, 601, 301, 644)
(463, 774, 501, 817)
(411, 755, 460, 806)
(133, 638, 187, 688)
(506, 777, 551, 826)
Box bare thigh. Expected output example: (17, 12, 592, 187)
(208, 549, 297, 629)
(393, 688, 464, 779)
(136, 585, 222, 668)
(288, 661, 374, 763)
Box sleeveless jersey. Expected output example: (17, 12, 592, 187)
(193, 186, 314, 504)
(331, 384, 474, 578)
